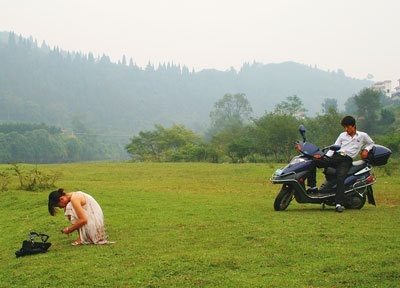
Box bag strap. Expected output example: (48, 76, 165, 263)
(29, 231, 50, 243)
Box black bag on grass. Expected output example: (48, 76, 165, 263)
(15, 232, 51, 258)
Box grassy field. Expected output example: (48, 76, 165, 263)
(0, 162, 399, 287)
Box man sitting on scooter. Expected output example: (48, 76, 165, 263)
(307, 115, 374, 213)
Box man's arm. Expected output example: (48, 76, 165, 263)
(361, 132, 374, 159)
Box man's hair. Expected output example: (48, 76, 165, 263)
(341, 115, 356, 127)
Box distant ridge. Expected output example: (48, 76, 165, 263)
(0, 31, 371, 135)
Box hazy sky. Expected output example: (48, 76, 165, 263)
(1, 0, 399, 86)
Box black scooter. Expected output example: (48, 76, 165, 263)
(270, 125, 391, 211)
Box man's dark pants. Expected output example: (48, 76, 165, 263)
(332, 154, 353, 205)
(308, 153, 353, 205)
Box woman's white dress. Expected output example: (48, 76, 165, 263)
(64, 191, 108, 244)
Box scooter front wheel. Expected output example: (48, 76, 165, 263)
(274, 186, 294, 211)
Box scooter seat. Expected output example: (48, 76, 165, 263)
(352, 160, 366, 166)
(324, 160, 367, 176)
(349, 161, 368, 174)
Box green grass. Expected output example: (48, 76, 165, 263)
(1, 162, 399, 287)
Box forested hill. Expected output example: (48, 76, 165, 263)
(0, 31, 371, 135)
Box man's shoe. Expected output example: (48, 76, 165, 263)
(335, 205, 344, 213)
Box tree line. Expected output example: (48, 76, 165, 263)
(0, 87, 398, 164)
(125, 89, 400, 163)
(0, 121, 126, 163)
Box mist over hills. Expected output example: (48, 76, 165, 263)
(0, 31, 371, 136)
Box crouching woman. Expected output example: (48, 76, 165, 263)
(48, 188, 109, 245)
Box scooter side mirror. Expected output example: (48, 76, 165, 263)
(298, 125, 306, 142)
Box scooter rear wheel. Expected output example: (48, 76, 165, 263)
(274, 186, 294, 211)
(344, 192, 366, 209)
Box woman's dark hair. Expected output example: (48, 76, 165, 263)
(48, 188, 65, 216)
(341, 115, 356, 127)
